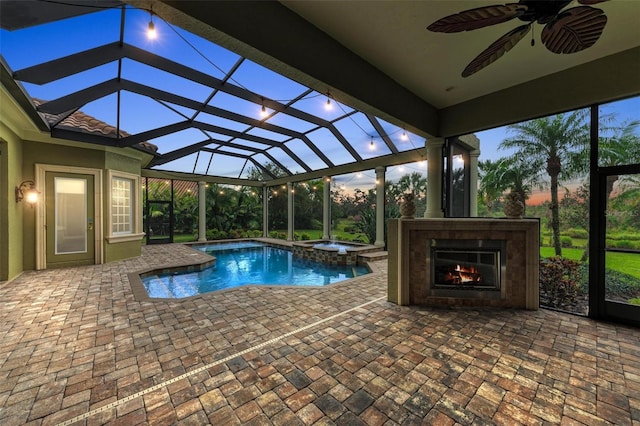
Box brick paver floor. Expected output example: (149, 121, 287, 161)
(1, 244, 638, 425)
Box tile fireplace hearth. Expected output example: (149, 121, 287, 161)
(388, 218, 539, 309)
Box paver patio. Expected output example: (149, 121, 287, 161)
(0, 244, 638, 425)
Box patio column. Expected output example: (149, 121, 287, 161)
(425, 138, 445, 218)
(287, 182, 294, 241)
(198, 181, 207, 241)
(262, 185, 269, 238)
(375, 166, 385, 247)
(323, 176, 331, 240)
(470, 148, 480, 217)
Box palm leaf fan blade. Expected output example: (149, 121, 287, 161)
(541, 6, 607, 54)
(577, 0, 610, 4)
(462, 24, 531, 78)
(427, 4, 526, 33)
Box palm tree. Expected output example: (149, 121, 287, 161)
(500, 110, 590, 256)
(478, 159, 508, 216)
(391, 172, 428, 216)
(599, 119, 640, 200)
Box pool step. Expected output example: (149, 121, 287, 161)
(358, 251, 388, 262)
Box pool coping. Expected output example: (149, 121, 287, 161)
(128, 239, 382, 302)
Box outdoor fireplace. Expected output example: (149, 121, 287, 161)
(388, 218, 540, 309)
(430, 239, 504, 291)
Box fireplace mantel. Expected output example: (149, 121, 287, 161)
(388, 218, 540, 310)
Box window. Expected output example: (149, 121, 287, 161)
(112, 177, 132, 235)
(107, 171, 144, 243)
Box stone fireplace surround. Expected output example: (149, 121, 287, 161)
(388, 218, 540, 310)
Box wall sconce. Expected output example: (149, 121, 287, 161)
(16, 180, 39, 204)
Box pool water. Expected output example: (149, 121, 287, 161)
(142, 243, 370, 298)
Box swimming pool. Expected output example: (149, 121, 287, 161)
(141, 242, 371, 298)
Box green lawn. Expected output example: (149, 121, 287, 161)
(541, 247, 640, 279)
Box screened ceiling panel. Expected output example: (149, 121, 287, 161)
(20, 62, 119, 103)
(50, 94, 119, 136)
(307, 128, 355, 166)
(152, 153, 200, 174)
(246, 127, 291, 143)
(126, 11, 242, 81)
(202, 132, 232, 143)
(119, 91, 189, 134)
(206, 154, 252, 178)
(159, 103, 198, 121)
(207, 91, 264, 120)
(266, 147, 306, 174)
(193, 151, 213, 175)
(1, 2, 428, 184)
(217, 146, 255, 157)
(1, 9, 121, 68)
(376, 118, 426, 153)
(284, 139, 328, 170)
(146, 128, 211, 153)
(228, 139, 271, 151)
(231, 60, 308, 102)
(265, 113, 318, 134)
(122, 59, 212, 103)
(292, 93, 355, 121)
(333, 113, 377, 144)
(196, 110, 253, 133)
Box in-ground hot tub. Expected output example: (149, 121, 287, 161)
(292, 240, 381, 265)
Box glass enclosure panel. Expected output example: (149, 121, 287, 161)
(446, 142, 469, 217)
(147, 201, 172, 242)
(55, 177, 87, 254)
(605, 173, 640, 306)
(598, 96, 640, 168)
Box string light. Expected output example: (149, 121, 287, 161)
(325, 93, 333, 111)
(369, 137, 375, 150)
(260, 97, 268, 118)
(401, 130, 408, 141)
(147, 9, 157, 40)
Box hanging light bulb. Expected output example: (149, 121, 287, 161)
(401, 129, 408, 141)
(147, 10, 157, 40)
(369, 138, 375, 150)
(325, 94, 333, 111)
(260, 98, 268, 118)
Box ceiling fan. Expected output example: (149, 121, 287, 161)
(427, 0, 610, 77)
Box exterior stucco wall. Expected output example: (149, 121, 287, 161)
(20, 141, 146, 269)
(0, 125, 25, 282)
(21, 141, 105, 271)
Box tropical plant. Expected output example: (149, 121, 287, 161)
(389, 172, 428, 217)
(500, 109, 590, 256)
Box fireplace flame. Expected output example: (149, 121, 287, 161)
(444, 264, 483, 284)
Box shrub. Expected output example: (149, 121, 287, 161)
(608, 232, 640, 241)
(310, 219, 323, 230)
(604, 269, 640, 300)
(629, 298, 640, 306)
(301, 233, 311, 241)
(614, 240, 639, 250)
(539, 257, 584, 309)
(565, 228, 588, 239)
(560, 236, 573, 248)
(206, 229, 228, 240)
(269, 231, 279, 239)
